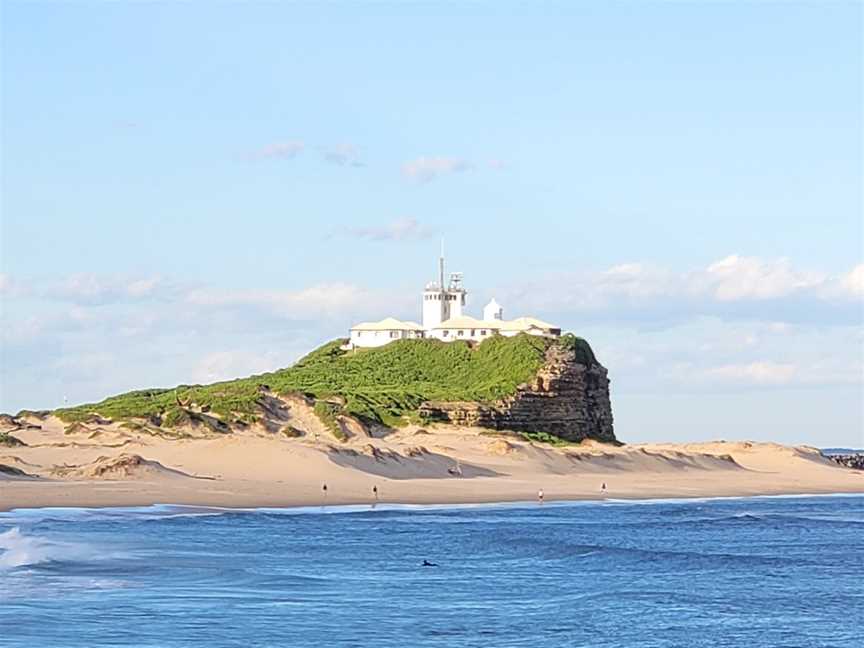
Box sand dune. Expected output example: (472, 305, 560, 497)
(0, 414, 860, 510)
(326, 443, 498, 479)
(48, 454, 199, 481)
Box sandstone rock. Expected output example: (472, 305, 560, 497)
(419, 342, 616, 443)
(486, 439, 516, 456)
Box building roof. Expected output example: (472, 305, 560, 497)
(433, 315, 560, 331)
(350, 317, 425, 332)
(433, 315, 502, 330)
(497, 316, 558, 331)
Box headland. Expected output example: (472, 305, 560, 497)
(2, 335, 861, 511)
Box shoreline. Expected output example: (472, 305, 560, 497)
(2, 490, 862, 517)
(3, 476, 863, 513)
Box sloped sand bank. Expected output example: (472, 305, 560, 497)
(0, 415, 861, 510)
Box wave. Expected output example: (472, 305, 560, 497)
(503, 535, 807, 567)
(700, 512, 864, 525)
(0, 493, 861, 524)
(600, 492, 864, 506)
(0, 527, 96, 570)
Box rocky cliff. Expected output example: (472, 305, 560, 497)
(419, 341, 616, 443)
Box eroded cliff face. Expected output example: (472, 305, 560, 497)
(418, 342, 616, 443)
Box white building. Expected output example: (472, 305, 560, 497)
(345, 253, 560, 349)
(427, 315, 560, 343)
(348, 317, 425, 348)
(483, 298, 503, 322)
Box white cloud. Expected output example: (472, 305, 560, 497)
(250, 140, 305, 160)
(125, 277, 161, 298)
(46, 274, 169, 305)
(184, 281, 408, 322)
(322, 143, 363, 167)
(507, 255, 862, 328)
(346, 217, 433, 241)
(838, 263, 864, 298)
(698, 255, 825, 301)
(0, 274, 25, 297)
(598, 263, 676, 299)
(191, 350, 293, 384)
(703, 361, 799, 385)
(402, 156, 471, 183)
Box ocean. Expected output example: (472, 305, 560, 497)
(1, 495, 862, 647)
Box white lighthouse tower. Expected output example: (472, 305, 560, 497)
(421, 249, 466, 330)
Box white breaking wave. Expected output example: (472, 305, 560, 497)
(0, 527, 55, 568)
(0, 527, 96, 570)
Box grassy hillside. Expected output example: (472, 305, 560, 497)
(53, 333, 595, 429)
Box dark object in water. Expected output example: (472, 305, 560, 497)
(421, 560, 438, 567)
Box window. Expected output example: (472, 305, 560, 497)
(390, 331, 400, 338)
(442, 330, 449, 337)
(458, 330, 464, 337)
(470, 329, 476, 336)
(480, 330, 487, 336)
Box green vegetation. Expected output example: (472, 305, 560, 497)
(54, 333, 596, 431)
(280, 426, 304, 438)
(313, 401, 347, 441)
(480, 429, 575, 447)
(558, 333, 596, 365)
(518, 431, 575, 447)
(119, 420, 190, 439)
(0, 432, 26, 447)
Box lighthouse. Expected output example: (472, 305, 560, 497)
(421, 251, 466, 330)
(345, 250, 560, 349)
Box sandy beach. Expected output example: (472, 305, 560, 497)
(2, 414, 861, 511)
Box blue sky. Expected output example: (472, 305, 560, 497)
(2, 2, 862, 446)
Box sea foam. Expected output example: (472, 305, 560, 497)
(0, 527, 98, 570)
(0, 527, 57, 568)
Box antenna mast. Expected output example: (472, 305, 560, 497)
(439, 238, 445, 290)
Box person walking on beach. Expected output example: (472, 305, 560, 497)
(601, 482, 607, 493)
(537, 488, 544, 504)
